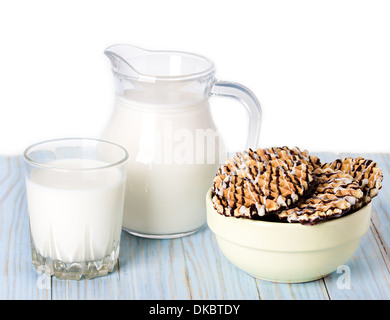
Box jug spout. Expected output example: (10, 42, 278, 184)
(104, 44, 149, 80)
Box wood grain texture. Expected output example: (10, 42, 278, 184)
(0, 157, 50, 299)
(0, 153, 389, 300)
(182, 226, 260, 300)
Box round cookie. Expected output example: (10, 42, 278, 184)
(277, 167, 364, 225)
(212, 147, 317, 219)
(319, 157, 383, 209)
(251, 146, 321, 171)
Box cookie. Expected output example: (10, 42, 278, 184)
(319, 157, 383, 209)
(251, 146, 321, 171)
(277, 167, 364, 225)
(212, 147, 317, 218)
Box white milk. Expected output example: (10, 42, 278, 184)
(102, 94, 224, 236)
(26, 159, 126, 263)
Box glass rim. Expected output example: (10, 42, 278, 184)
(23, 137, 129, 171)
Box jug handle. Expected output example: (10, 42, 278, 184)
(211, 81, 262, 149)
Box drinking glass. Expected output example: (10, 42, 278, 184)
(23, 138, 128, 280)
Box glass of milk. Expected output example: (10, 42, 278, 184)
(23, 138, 128, 280)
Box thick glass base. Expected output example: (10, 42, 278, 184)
(31, 242, 120, 280)
(122, 224, 204, 239)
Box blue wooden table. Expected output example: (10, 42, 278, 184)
(1, 152, 389, 300)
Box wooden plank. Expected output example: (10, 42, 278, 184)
(115, 234, 191, 299)
(182, 226, 260, 300)
(323, 221, 390, 299)
(370, 153, 390, 269)
(0, 156, 51, 299)
(255, 280, 329, 300)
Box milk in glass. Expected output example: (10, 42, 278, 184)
(26, 159, 126, 263)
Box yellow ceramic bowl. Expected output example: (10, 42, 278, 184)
(206, 188, 372, 283)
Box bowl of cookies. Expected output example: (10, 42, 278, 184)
(206, 147, 383, 283)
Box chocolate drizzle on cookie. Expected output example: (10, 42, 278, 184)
(212, 147, 383, 226)
(320, 157, 383, 209)
(212, 147, 318, 218)
(278, 168, 364, 225)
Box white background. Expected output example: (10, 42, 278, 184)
(0, 0, 389, 155)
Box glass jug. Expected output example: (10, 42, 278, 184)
(102, 44, 261, 239)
